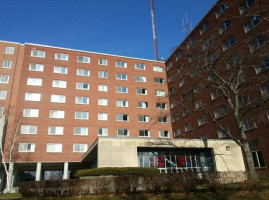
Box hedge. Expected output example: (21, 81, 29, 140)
(76, 167, 159, 177)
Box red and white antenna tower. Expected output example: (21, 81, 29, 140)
(150, 0, 159, 61)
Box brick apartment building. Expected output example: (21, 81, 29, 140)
(165, 0, 269, 175)
(1, 0, 267, 192)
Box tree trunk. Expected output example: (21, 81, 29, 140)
(241, 143, 258, 180)
(4, 162, 14, 193)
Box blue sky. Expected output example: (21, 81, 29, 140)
(0, 0, 217, 60)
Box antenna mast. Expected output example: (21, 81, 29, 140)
(150, 0, 159, 61)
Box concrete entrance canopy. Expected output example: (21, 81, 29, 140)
(82, 137, 245, 173)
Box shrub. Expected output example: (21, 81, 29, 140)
(76, 167, 159, 177)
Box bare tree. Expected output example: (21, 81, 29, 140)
(164, 0, 269, 180)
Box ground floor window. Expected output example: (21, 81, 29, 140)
(252, 151, 265, 168)
(138, 148, 214, 173)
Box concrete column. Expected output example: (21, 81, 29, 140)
(63, 162, 69, 180)
(36, 162, 42, 181)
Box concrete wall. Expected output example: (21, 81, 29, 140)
(97, 137, 245, 172)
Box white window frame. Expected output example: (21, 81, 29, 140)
(20, 125, 37, 135)
(98, 58, 108, 66)
(29, 63, 44, 72)
(214, 107, 227, 119)
(46, 143, 62, 153)
(27, 78, 42, 86)
(48, 126, 64, 135)
(25, 92, 41, 102)
(49, 110, 65, 119)
(55, 53, 68, 61)
(2, 60, 12, 69)
(0, 75, 9, 84)
(157, 116, 168, 123)
(117, 129, 129, 136)
(23, 109, 39, 118)
(98, 113, 108, 121)
(77, 68, 90, 77)
(98, 98, 108, 106)
(18, 143, 35, 152)
(52, 80, 67, 88)
(98, 84, 108, 92)
(74, 127, 88, 136)
(75, 111, 89, 120)
(136, 75, 147, 82)
(98, 71, 108, 78)
(51, 95, 66, 103)
(184, 123, 191, 132)
(116, 86, 128, 93)
(116, 61, 127, 68)
(174, 129, 181, 137)
(77, 56, 90, 63)
(98, 128, 108, 136)
(155, 90, 165, 97)
(54, 66, 68, 74)
(76, 82, 89, 90)
(136, 88, 147, 95)
(75, 96, 89, 105)
(135, 63, 146, 70)
(138, 115, 150, 123)
(31, 50, 45, 58)
(139, 130, 150, 137)
(116, 73, 128, 80)
(137, 101, 148, 109)
(159, 130, 170, 138)
(116, 100, 128, 107)
(153, 65, 163, 72)
(5, 46, 14, 54)
(117, 114, 129, 122)
(73, 144, 88, 153)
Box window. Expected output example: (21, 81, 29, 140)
(155, 90, 165, 97)
(172, 114, 179, 122)
(31, 50, 45, 58)
(170, 102, 177, 109)
(219, 19, 231, 34)
(98, 98, 108, 106)
(137, 101, 148, 109)
(223, 35, 235, 51)
(116, 86, 128, 93)
(73, 144, 88, 153)
(167, 75, 173, 83)
(74, 127, 88, 136)
(157, 116, 168, 123)
(98, 128, 108, 136)
(169, 88, 175, 95)
(187, 37, 195, 49)
(117, 129, 129, 136)
(252, 151, 265, 168)
(198, 116, 206, 126)
(177, 65, 183, 73)
(99, 59, 107, 65)
(238, 96, 250, 107)
(29, 63, 44, 72)
(185, 123, 191, 132)
(211, 89, 220, 100)
(139, 130, 150, 137)
(138, 115, 149, 122)
(189, 53, 197, 63)
(216, 3, 227, 18)
(18, 143, 35, 152)
(153, 65, 163, 72)
(190, 69, 197, 78)
(50, 110, 64, 119)
(23, 109, 39, 117)
(75, 111, 88, 120)
(154, 77, 165, 84)
(54, 66, 68, 74)
(240, 0, 256, 14)
(48, 126, 64, 135)
(179, 79, 184, 87)
(98, 113, 108, 121)
(2, 60, 12, 69)
(0, 75, 9, 84)
(214, 107, 227, 119)
(256, 57, 269, 74)
(174, 129, 181, 137)
(75, 96, 89, 105)
(203, 37, 212, 50)
(27, 78, 42, 86)
(25, 93, 41, 101)
(136, 75, 147, 82)
(159, 130, 170, 138)
(193, 84, 200, 93)
(137, 88, 147, 95)
(51, 95, 66, 103)
(245, 16, 261, 33)
(135, 63, 146, 70)
(46, 143, 62, 153)
(181, 93, 188, 101)
(99, 71, 108, 78)
(77, 68, 90, 76)
(242, 119, 256, 130)
(53, 80, 67, 88)
(116, 100, 128, 107)
(50, 110, 65, 119)
(0, 107, 4, 116)
(200, 22, 209, 35)
(193, 100, 201, 110)
(98, 84, 108, 92)
(5, 46, 14, 54)
(227, 54, 239, 68)
(21, 125, 37, 134)
(217, 128, 229, 139)
(116, 61, 127, 68)
(166, 62, 173, 71)
(156, 103, 167, 110)
(116, 73, 127, 80)
(176, 51, 183, 60)
(249, 35, 267, 53)
(77, 56, 90, 63)
(261, 82, 269, 96)
(183, 108, 190, 116)
(117, 114, 129, 122)
(55, 53, 68, 60)
(76, 82, 89, 90)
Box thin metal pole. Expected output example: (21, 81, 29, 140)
(150, 0, 159, 61)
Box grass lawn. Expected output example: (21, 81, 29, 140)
(0, 193, 22, 199)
